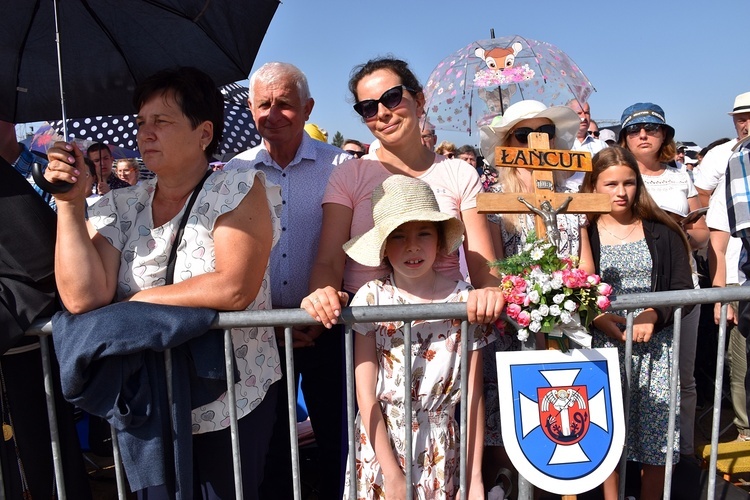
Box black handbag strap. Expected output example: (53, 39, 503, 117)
(165, 170, 212, 285)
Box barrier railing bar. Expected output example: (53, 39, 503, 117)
(345, 325, 356, 500)
(617, 311, 635, 500)
(283, 326, 301, 500)
(22, 287, 750, 499)
(404, 322, 413, 500)
(459, 319, 469, 500)
(707, 303, 729, 500)
(110, 420, 127, 498)
(40, 335, 66, 499)
(224, 328, 243, 499)
(664, 306, 683, 499)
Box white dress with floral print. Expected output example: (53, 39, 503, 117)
(345, 275, 496, 499)
(88, 167, 283, 434)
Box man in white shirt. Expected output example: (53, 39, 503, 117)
(224, 62, 351, 499)
(694, 91, 750, 207)
(564, 100, 607, 191)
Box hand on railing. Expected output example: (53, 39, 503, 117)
(466, 287, 505, 324)
(714, 302, 736, 326)
(301, 286, 350, 329)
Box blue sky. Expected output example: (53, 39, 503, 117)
(250, 0, 749, 150)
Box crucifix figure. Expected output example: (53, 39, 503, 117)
(517, 196, 573, 250)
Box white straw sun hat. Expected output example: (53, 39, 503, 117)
(343, 175, 465, 267)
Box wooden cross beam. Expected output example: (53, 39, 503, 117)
(477, 132, 611, 241)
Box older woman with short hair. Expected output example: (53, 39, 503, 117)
(44, 66, 281, 499)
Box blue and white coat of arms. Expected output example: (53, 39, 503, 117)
(496, 347, 625, 495)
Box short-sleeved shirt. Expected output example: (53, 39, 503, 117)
(88, 167, 283, 434)
(641, 165, 698, 217)
(693, 139, 737, 192)
(224, 133, 350, 307)
(706, 175, 745, 285)
(324, 153, 481, 292)
(566, 136, 608, 191)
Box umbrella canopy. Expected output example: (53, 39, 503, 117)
(423, 35, 595, 134)
(29, 122, 140, 159)
(1, 0, 279, 123)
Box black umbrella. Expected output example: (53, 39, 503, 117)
(1, 0, 279, 124)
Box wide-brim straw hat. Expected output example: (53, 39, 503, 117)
(343, 175, 465, 267)
(479, 99, 581, 166)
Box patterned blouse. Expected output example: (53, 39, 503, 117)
(88, 167, 283, 434)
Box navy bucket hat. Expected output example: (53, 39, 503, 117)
(618, 102, 675, 142)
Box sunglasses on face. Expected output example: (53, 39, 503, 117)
(353, 85, 416, 120)
(344, 149, 365, 158)
(625, 123, 663, 136)
(511, 124, 556, 144)
(588, 130, 600, 137)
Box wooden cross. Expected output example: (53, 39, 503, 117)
(477, 132, 611, 241)
(478, 132, 611, 500)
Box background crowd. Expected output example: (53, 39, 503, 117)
(1, 50, 748, 499)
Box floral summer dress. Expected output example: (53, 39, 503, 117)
(88, 167, 283, 434)
(345, 275, 496, 499)
(591, 238, 680, 465)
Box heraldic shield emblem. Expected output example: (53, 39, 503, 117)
(496, 347, 625, 495)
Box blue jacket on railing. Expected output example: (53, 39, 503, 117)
(52, 301, 227, 499)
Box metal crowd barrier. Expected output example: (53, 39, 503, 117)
(16, 286, 750, 500)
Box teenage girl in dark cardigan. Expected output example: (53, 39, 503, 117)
(578, 146, 693, 500)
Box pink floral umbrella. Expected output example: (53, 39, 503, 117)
(423, 35, 595, 135)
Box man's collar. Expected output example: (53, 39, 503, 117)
(261, 131, 317, 168)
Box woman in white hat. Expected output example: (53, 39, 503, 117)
(477, 99, 590, 490)
(478, 99, 584, 260)
(302, 57, 504, 328)
(342, 175, 495, 499)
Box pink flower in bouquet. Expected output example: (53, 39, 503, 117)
(561, 268, 586, 288)
(516, 310, 531, 327)
(501, 275, 527, 305)
(586, 274, 601, 286)
(506, 302, 522, 320)
(597, 282, 613, 296)
(596, 295, 611, 310)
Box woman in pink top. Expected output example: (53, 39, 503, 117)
(302, 57, 504, 327)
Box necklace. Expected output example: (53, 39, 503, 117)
(599, 219, 641, 243)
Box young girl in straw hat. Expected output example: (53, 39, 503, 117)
(342, 175, 496, 499)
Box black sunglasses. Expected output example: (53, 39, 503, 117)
(587, 130, 600, 137)
(625, 123, 663, 136)
(353, 85, 415, 119)
(344, 150, 365, 158)
(511, 124, 556, 144)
